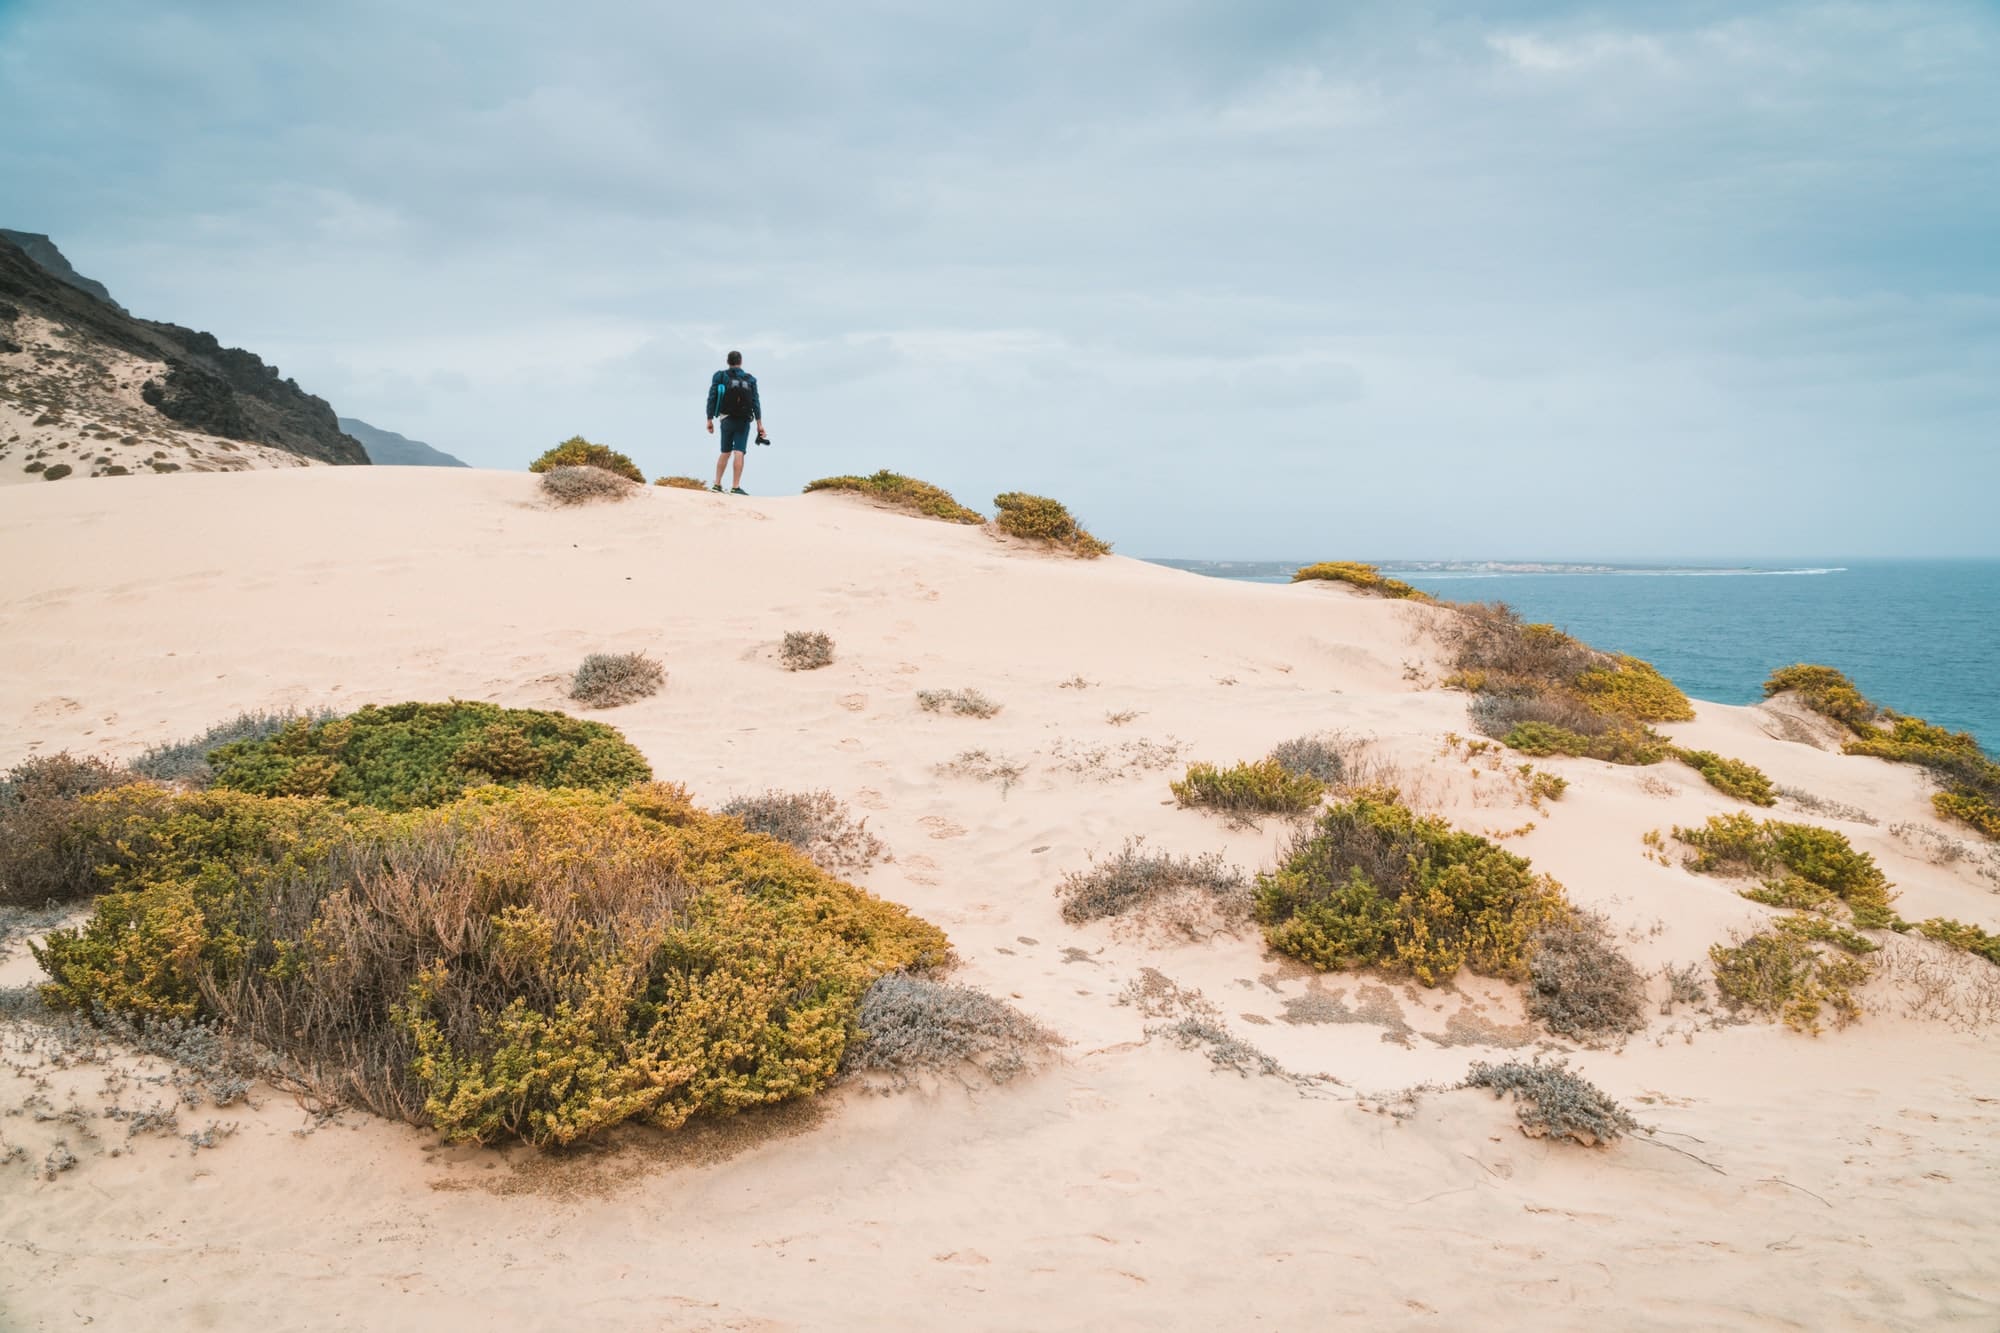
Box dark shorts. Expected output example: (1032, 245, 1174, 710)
(718, 417, 752, 453)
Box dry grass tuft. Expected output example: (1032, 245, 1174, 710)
(569, 652, 666, 708)
(719, 789, 885, 874)
(654, 475, 709, 490)
(918, 688, 1001, 718)
(1464, 1058, 1640, 1145)
(540, 464, 638, 505)
(1057, 837, 1248, 933)
(780, 631, 835, 672)
(843, 973, 1061, 1086)
(130, 709, 334, 787)
(1526, 912, 1647, 1042)
(935, 749, 1029, 794)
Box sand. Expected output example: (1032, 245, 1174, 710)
(1, 467, 1996, 1330)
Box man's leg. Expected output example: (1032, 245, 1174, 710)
(714, 452, 729, 488)
(732, 451, 746, 488)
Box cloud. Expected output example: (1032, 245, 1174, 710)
(2, 0, 1995, 557)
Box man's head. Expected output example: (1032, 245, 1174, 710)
(727, 350, 742, 367)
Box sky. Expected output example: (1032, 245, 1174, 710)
(3, 0, 1996, 560)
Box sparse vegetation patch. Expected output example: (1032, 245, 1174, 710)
(540, 464, 637, 505)
(802, 471, 984, 524)
(1709, 925, 1872, 1034)
(1057, 838, 1248, 930)
(1464, 1058, 1639, 1145)
(528, 435, 644, 483)
(781, 631, 835, 672)
(1170, 759, 1325, 821)
(1674, 813, 1897, 928)
(654, 475, 708, 490)
(917, 688, 1001, 718)
(843, 973, 1059, 1086)
(720, 789, 885, 874)
(1673, 748, 1777, 806)
(1526, 912, 1646, 1043)
(992, 491, 1110, 557)
(1290, 561, 1429, 600)
(569, 652, 666, 708)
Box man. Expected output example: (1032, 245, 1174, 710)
(705, 350, 765, 494)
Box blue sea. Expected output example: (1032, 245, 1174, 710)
(1154, 559, 2000, 752)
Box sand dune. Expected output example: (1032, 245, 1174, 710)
(2, 468, 1996, 1330)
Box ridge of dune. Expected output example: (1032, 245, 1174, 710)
(3, 467, 1996, 1331)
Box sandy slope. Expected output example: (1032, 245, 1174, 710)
(1, 468, 1996, 1330)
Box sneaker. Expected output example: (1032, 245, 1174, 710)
(710, 483, 724, 492)
(729, 487, 749, 495)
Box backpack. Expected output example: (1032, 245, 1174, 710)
(718, 369, 754, 418)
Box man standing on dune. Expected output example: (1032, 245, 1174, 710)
(705, 350, 766, 494)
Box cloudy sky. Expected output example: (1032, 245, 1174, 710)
(4, 0, 1995, 559)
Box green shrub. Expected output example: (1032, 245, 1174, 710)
(569, 652, 665, 708)
(1763, 664, 1879, 732)
(1912, 917, 2000, 967)
(654, 475, 708, 490)
(1673, 748, 1777, 806)
(802, 471, 983, 524)
(130, 709, 334, 787)
(0, 754, 134, 905)
(1502, 721, 1669, 766)
(1171, 759, 1324, 820)
(1934, 790, 2000, 840)
(1290, 562, 1429, 600)
(33, 783, 949, 1144)
(1526, 912, 1646, 1042)
(41, 463, 72, 481)
(992, 491, 1110, 557)
(1464, 1058, 1639, 1145)
(1576, 656, 1695, 723)
(780, 631, 834, 671)
(1674, 813, 1897, 928)
(1709, 927, 1871, 1034)
(1254, 791, 1570, 985)
(206, 701, 652, 811)
(528, 435, 644, 483)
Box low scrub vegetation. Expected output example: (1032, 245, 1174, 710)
(0, 754, 133, 906)
(1171, 758, 1324, 821)
(30, 782, 949, 1145)
(1290, 561, 1429, 600)
(1254, 790, 1569, 985)
(843, 973, 1059, 1086)
(1446, 604, 1690, 766)
(1057, 837, 1248, 931)
(1525, 912, 1646, 1043)
(1912, 917, 2000, 968)
(130, 709, 333, 787)
(540, 465, 637, 505)
(1672, 748, 1777, 806)
(719, 789, 885, 874)
(1268, 732, 1356, 785)
(992, 491, 1110, 557)
(1709, 922, 1872, 1034)
(1464, 1058, 1639, 1145)
(206, 701, 652, 811)
(1764, 664, 2000, 842)
(654, 475, 708, 490)
(569, 652, 665, 708)
(917, 688, 1001, 718)
(802, 471, 983, 524)
(780, 630, 834, 671)
(528, 435, 644, 484)
(1674, 813, 1897, 928)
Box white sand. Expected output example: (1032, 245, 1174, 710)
(2, 467, 1996, 1330)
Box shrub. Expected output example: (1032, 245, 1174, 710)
(802, 471, 983, 524)
(1935, 790, 2000, 840)
(1502, 720, 1669, 766)
(1171, 759, 1324, 820)
(1763, 664, 1879, 732)
(206, 701, 652, 811)
(917, 688, 1000, 718)
(0, 754, 133, 905)
(1254, 792, 1570, 985)
(130, 709, 333, 787)
(843, 973, 1059, 1086)
(1290, 562, 1429, 600)
(654, 475, 708, 490)
(1526, 912, 1646, 1042)
(1576, 656, 1695, 723)
(1057, 838, 1248, 928)
(780, 631, 834, 672)
(33, 783, 949, 1144)
(1268, 733, 1353, 785)
(569, 652, 665, 708)
(719, 789, 885, 874)
(540, 465, 637, 505)
(528, 435, 644, 484)
(992, 491, 1110, 557)
(1709, 927, 1871, 1034)
(1464, 1058, 1639, 1145)
(1912, 917, 2000, 968)
(1673, 749, 1777, 806)
(1674, 813, 1897, 928)
(41, 463, 72, 481)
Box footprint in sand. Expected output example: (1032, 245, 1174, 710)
(901, 854, 941, 886)
(29, 696, 82, 720)
(855, 787, 889, 811)
(839, 693, 869, 712)
(919, 816, 966, 839)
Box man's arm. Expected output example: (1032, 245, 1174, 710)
(705, 372, 720, 433)
(751, 376, 764, 425)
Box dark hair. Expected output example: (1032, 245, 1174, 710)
(727, 350, 742, 366)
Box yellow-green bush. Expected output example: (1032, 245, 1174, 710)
(1502, 721, 1670, 766)
(34, 783, 949, 1145)
(1674, 813, 1897, 928)
(1290, 562, 1430, 601)
(1761, 665, 2000, 843)
(528, 435, 645, 484)
(1912, 917, 2000, 967)
(1254, 791, 1570, 985)
(1171, 759, 1324, 819)
(1672, 748, 1777, 806)
(1576, 656, 1695, 723)
(654, 475, 708, 490)
(1709, 925, 1871, 1034)
(802, 471, 984, 524)
(208, 701, 651, 811)
(992, 491, 1111, 558)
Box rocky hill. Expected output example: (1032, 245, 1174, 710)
(0, 233, 369, 483)
(338, 416, 468, 468)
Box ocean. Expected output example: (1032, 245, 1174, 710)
(1150, 559, 2000, 752)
